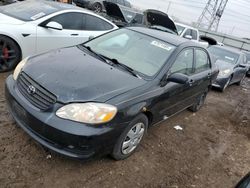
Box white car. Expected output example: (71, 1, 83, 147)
(0, 0, 118, 72)
(175, 23, 200, 42)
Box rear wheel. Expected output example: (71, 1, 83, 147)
(92, 2, 102, 13)
(111, 114, 148, 160)
(0, 36, 21, 72)
(188, 91, 207, 112)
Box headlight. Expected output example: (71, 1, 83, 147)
(218, 69, 231, 77)
(13, 57, 29, 80)
(56, 103, 117, 124)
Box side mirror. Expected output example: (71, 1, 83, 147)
(184, 35, 192, 40)
(167, 73, 189, 84)
(45, 21, 63, 30)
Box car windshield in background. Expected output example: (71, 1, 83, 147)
(208, 47, 239, 64)
(176, 24, 185, 35)
(0, 1, 74, 21)
(84, 28, 176, 78)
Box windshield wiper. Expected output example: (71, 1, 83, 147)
(83, 45, 141, 79)
(83, 45, 110, 64)
(106, 58, 141, 79)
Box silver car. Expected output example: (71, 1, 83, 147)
(73, 0, 131, 13)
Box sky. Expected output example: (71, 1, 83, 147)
(130, 0, 250, 38)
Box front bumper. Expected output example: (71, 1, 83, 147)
(5, 75, 126, 159)
(212, 77, 229, 89)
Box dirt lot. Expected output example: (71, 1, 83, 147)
(0, 72, 249, 188)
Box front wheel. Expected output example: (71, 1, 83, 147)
(220, 77, 231, 92)
(0, 36, 21, 72)
(111, 114, 148, 160)
(236, 74, 245, 86)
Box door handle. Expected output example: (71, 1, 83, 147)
(189, 79, 194, 86)
(71, 34, 79, 36)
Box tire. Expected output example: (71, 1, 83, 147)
(220, 76, 231, 92)
(0, 35, 21, 73)
(92, 2, 102, 13)
(111, 114, 148, 160)
(236, 74, 245, 86)
(188, 91, 207, 112)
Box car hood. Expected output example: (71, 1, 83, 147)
(103, 1, 143, 24)
(215, 59, 234, 71)
(0, 13, 24, 25)
(23, 46, 147, 104)
(103, 1, 177, 34)
(143, 9, 177, 34)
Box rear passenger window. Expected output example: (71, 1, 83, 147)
(195, 49, 210, 73)
(84, 15, 113, 31)
(171, 49, 194, 75)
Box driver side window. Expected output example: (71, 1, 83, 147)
(170, 49, 194, 75)
(42, 13, 84, 30)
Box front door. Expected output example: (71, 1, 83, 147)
(157, 48, 196, 118)
(36, 12, 86, 54)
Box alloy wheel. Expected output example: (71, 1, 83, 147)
(93, 3, 102, 13)
(0, 39, 17, 72)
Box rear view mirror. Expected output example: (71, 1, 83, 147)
(45, 21, 63, 30)
(184, 35, 192, 40)
(167, 73, 189, 84)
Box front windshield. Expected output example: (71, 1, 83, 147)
(176, 24, 185, 35)
(208, 46, 239, 64)
(84, 28, 176, 77)
(0, 0, 73, 21)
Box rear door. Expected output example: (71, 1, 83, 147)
(232, 55, 247, 82)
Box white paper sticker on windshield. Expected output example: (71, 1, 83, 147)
(225, 56, 234, 61)
(151, 41, 172, 51)
(31, 12, 46, 20)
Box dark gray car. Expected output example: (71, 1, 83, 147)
(208, 45, 247, 92)
(243, 51, 250, 76)
(73, 0, 131, 13)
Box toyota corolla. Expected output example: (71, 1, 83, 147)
(5, 27, 217, 160)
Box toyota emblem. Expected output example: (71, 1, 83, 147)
(27, 85, 36, 95)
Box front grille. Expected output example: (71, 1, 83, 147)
(17, 72, 57, 110)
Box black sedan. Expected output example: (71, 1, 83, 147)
(208, 46, 247, 92)
(6, 27, 217, 160)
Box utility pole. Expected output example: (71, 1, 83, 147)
(167, 1, 172, 14)
(197, 0, 229, 31)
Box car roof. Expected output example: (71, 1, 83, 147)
(210, 45, 245, 55)
(128, 27, 200, 47)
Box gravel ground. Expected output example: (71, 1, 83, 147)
(0, 72, 249, 188)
